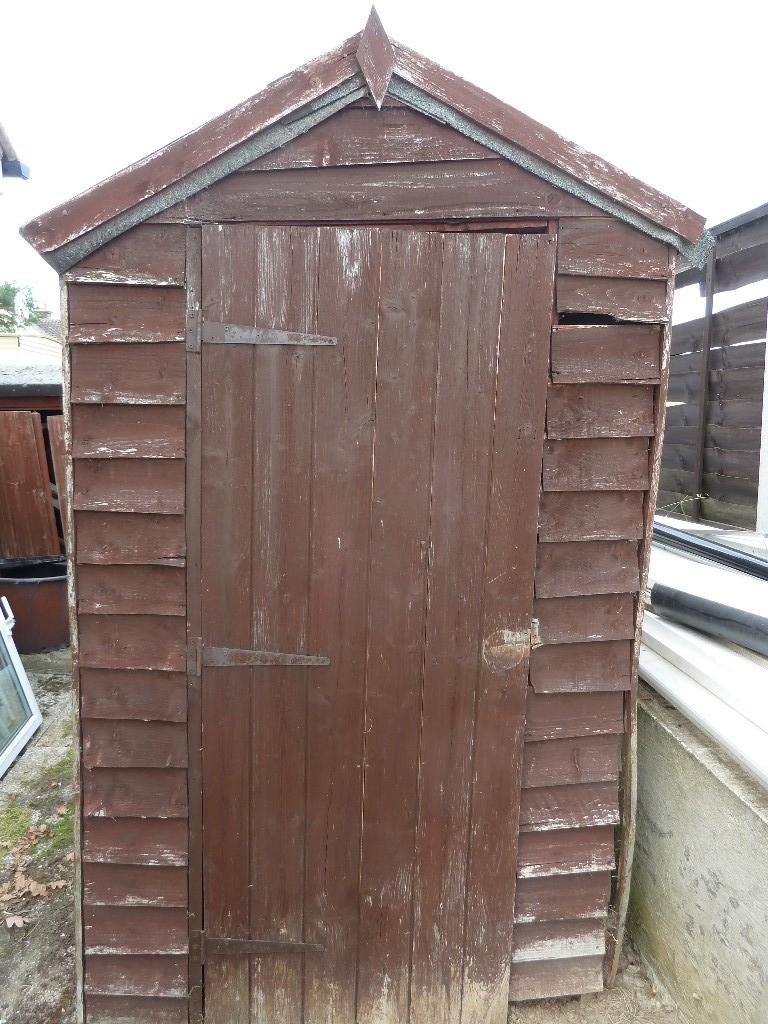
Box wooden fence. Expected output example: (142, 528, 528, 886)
(659, 203, 768, 528)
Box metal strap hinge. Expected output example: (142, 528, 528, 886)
(192, 931, 324, 962)
(203, 644, 329, 668)
(202, 320, 336, 347)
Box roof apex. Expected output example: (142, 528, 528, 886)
(21, 15, 709, 271)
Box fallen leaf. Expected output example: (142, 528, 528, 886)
(56, 804, 69, 817)
(50, 781, 58, 788)
(65, 852, 75, 862)
(28, 880, 48, 898)
(49, 880, 67, 890)
(5, 915, 28, 929)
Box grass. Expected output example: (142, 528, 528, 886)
(41, 750, 73, 788)
(0, 801, 31, 849)
(37, 809, 73, 858)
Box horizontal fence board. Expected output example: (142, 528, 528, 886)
(72, 405, 185, 459)
(79, 614, 186, 671)
(519, 783, 620, 832)
(667, 366, 764, 404)
(83, 721, 188, 769)
(658, 467, 758, 504)
(538, 490, 645, 542)
(558, 218, 669, 279)
(664, 399, 763, 431)
(74, 460, 185, 515)
(77, 564, 186, 616)
(70, 344, 185, 404)
(80, 669, 188, 723)
(670, 297, 768, 355)
(699, 495, 757, 529)
(83, 864, 188, 908)
(243, 105, 495, 168)
(0, 410, 60, 558)
(533, 594, 635, 645)
(76, 511, 186, 564)
(661, 445, 760, 479)
(662, 424, 762, 449)
(83, 818, 188, 866)
(83, 768, 188, 819)
(529, 640, 632, 693)
(551, 324, 661, 382)
(509, 955, 604, 1001)
(512, 918, 606, 962)
(542, 438, 650, 491)
(517, 826, 616, 878)
(68, 284, 185, 339)
(522, 736, 620, 788)
(84, 994, 189, 1024)
(83, 905, 188, 955)
(557, 275, 668, 322)
(547, 383, 655, 438)
(514, 873, 611, 924)
(68, 224, 187, 287)
(525, 689, 624, 741)
(84, 954, 188, 997)
(535, 541, 640, 598)
(154, 159, 599, 222)
(671, 340, 766, 375)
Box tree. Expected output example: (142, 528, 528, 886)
(0, 282, 45, 333)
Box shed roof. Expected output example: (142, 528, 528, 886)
(21, 9, 710, 271)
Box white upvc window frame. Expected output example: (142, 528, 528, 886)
(0, 596, 43, 778)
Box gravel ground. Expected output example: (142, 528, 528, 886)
(0, 648, 688, 1024)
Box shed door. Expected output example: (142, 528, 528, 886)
(199, 225, 555, 1024)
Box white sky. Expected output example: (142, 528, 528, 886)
(1, 0, 766, 319)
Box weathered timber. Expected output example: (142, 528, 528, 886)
(529, 640, 632, 692)
(547, 383, 655, 438)
(82, 768, 188, 819)
(68, 285, 185, 342)
(551, 324, 661, 383)
(0, 411, 60, 557)
(80, 669, 187, 723)
(84, 953, 188, 997)
(78, 614, 185, 671)
(557, 218, 669, 278)
(514, 873, 611, 923)
(73, 460, 185, 515)
(517, 826, 616, 878)
(77, 564, 185, 616)
(66, 225, 186, 286)
(83, 905, 188, 955)
(542, 438, 650, 491)
(522, 736, 620, 788)
(525, 690, 625, 741)
(535, 540, 640, 598)
(538, 490, 645, 541)
(76, 512, 185, 564)
(511, 918, 607, 960)
(82, 720, 188, 768)
(70, 344, 185, 404)
(509, 955, 604, 1000)
(532, 594, 635, 645)
(519, 782, 620, 831)
(557, 275, 669, 321)
(82, 819, 188, 867)
(72, 405, 185, 459)
(83, 864, 188, 908)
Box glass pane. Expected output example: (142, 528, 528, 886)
(0, 630, 32, 750)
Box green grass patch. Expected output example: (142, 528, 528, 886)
(37, 809, 74, 858)
(41, 750, 73, 788)
(0, 801, 31, 849)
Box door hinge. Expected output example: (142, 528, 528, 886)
(192, 930, 325, 963)
(187, 637, 202, 676)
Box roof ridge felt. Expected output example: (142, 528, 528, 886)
(21, 9, 709, 271)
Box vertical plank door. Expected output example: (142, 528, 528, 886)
(198, 225, 555, 1024)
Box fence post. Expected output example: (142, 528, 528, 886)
(691, 249, 717, 520)
(756, 324, 768, 534)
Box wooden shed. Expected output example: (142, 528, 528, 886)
(22, 12, 709, 1024)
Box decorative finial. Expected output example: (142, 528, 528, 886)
(356, 7, 396, 109)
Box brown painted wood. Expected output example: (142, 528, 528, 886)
(77, 564, 185, 616)
(84, 954, 188, 997)
(546, 384, 655, 438)
(517, 826, 616, 878)
(80, 669, 187, 722)
(514, 873, 611, 923)
(83, 864, 188, 907)
(409, 232, 504, 1024)
(557, 275, 669, 321)
(522, 736, 620, 788)
(392, 40, 705, 245)
(529, 640, 632, 693)
(22, 32, 363, 254)
(70, 344, 185, 404)
(48, 414, 68, 537)
(519, 782, 620, 831)
(0, 411, 59, 557)
(79, 614, 185, 671)
(551, 324, 661, 383)
(76, 512, 185, 564)
(303, 228, 379, 1024)
(71, 405, 185, 459)
(525, 690, 624, 741)
(557, 218, 669, 278)
(67, 224, 186, 286)
(356, 229, 443, 1024)
(509, 955, 604, 1000)
(533, 594, 635, 645)
(82, 819, 187, 867)
(542, 438, 650, 491)
(68, 285, 185, 343)
(84, 905, 188, 954)
(82, 721, 188, 768)
(538, 490, 645, 541)
(459, 231, 555, 1024)
(535, 541, 640, 598)
(155, 159, 599, 225)
(82, 768, 187, 819)
(84, 994, 188, 1023)
(243, 105, 494, 170)
(512, 918, 606, 960)
(73, 460, 185, 515)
